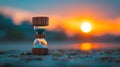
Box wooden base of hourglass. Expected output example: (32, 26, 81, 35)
(32, 48, 49, 55)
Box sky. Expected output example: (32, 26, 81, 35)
(0, 0, 120, 36)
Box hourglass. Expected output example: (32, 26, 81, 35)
(32, 17, 49, 55)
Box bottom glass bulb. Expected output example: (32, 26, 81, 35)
(33, 38, 47, 48)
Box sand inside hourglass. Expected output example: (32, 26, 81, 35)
(33, 26, 48, 48)
(33, 38, 47, 48)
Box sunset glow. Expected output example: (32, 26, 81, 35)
(0, 0, 120, 37)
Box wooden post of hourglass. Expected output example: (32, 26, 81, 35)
(32, 17, 49, 55)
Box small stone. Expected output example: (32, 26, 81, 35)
(105, 50, 113, 54)
(98, 56, 115, 62)
(8, 55, 19, 58)
(21, 57, 43, 61)
(20, 52, 32, 56)
(77, 54, 88, 58)
(59, 55, 69, 61)
(52, 57, 59, 60)
(74, 50, 81, 55)
(25, 52, 32, 55)
(115, 59, 120, 63)
(51, 50, 64, 57)
(0, 51, 5, 54)
(0, 63, 12, 67)
(20, 52, 24, 56)
(65, 49, 76, 55)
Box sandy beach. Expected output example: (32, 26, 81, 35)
(0, 47, 120, 67)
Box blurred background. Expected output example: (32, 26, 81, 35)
(0, 0, 120, 50)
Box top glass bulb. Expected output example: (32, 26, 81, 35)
(34, 26, 47, 34)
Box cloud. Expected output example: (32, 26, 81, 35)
(0, 7, 59, 31)
(0, 7, 35, 25)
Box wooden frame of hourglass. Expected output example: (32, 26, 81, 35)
(32, 17, 49, 55)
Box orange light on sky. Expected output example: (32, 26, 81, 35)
(0, 5, 120, 37)
(49, 17, 120, 37)
(1, 7, 120, 36)
(0, 0, 120, 37)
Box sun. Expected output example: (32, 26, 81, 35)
(81, 21, 91, 33)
